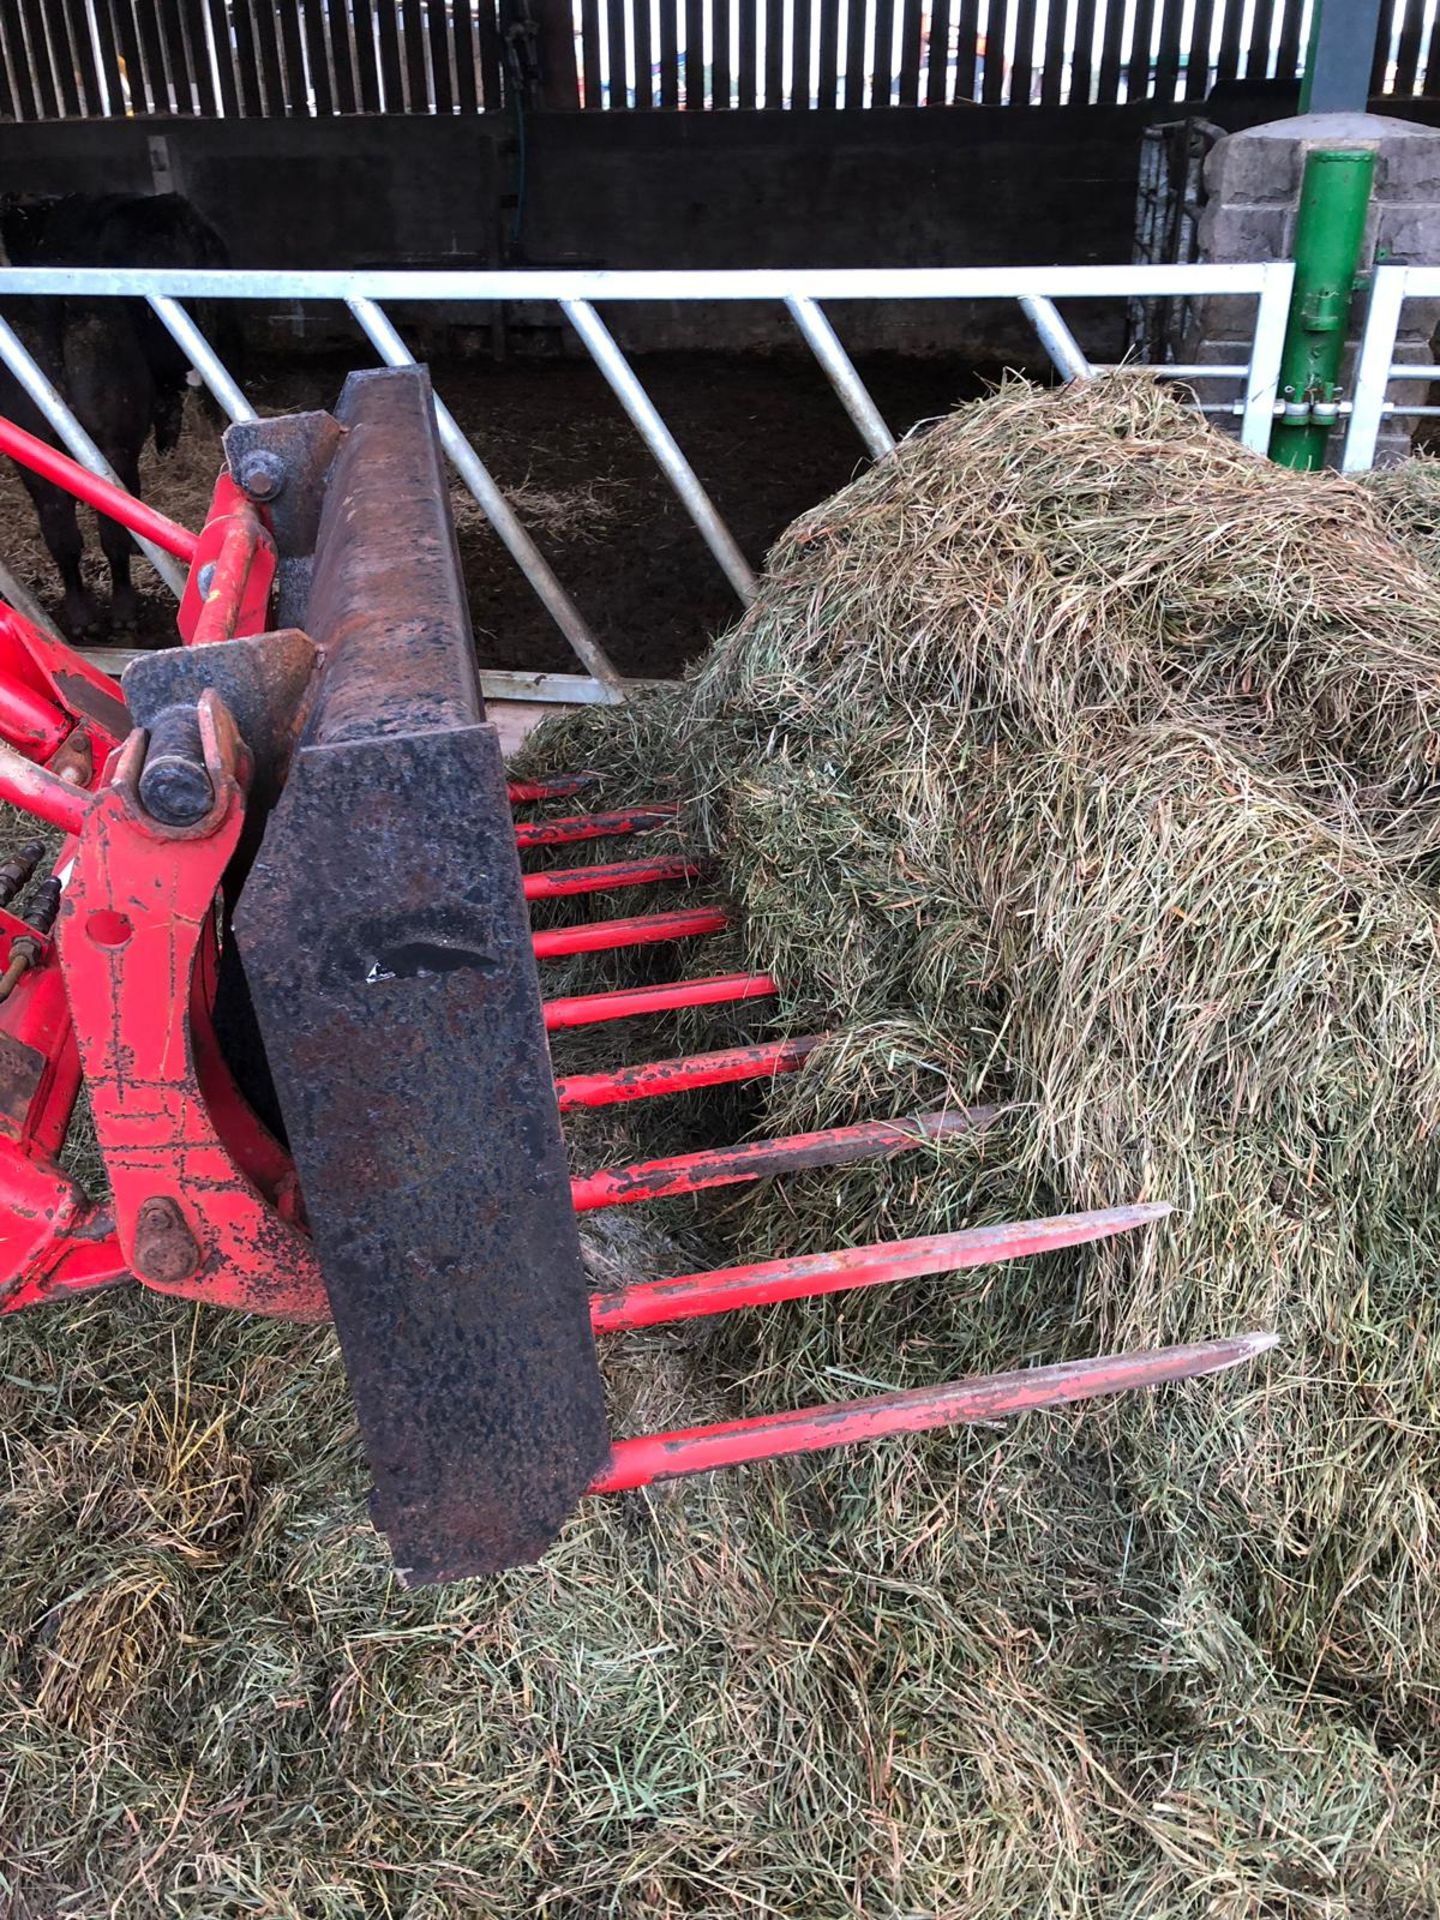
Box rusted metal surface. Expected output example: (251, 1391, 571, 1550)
(591, 1331, 1281, 1492)
(124, 629, 318, 816)
(507, 773, 598, 803)
(543, 970, 777, 1031)
(221, 408, 345, 628)
(514, 805, 679, 850)
(589, 1203, 1172, 1332)
(297, 369, 483, 747)
(571, 1108, 997, 1212)
(556, 1034, 821, 1110)
(132, 1195, 202, 1285)
(46, 726, 93, 788)
(0, 1030, 47, 1129)
(235, 366, 607, 1585)
(0, 930, 44, 1003)
(135, 705, 215, 828)
(48, 667, 130, 743)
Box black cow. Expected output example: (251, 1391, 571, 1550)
(0, 193, 234, 638)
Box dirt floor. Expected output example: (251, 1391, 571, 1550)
(0, 349, 1010, 679)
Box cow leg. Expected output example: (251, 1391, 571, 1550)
(16, 471, 103, 639)
(97, 452, 143, 634)
(64, 311, 152, 635)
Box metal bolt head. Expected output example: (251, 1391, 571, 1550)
(196, 561, 216, 597)
(132, 1195, 202, 1286)
(238, 450, 286, 503)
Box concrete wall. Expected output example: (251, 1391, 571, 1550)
(0, 104, 1185, 358)
(4, 95, 1436, 357)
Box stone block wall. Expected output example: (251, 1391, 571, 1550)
(1190, 111, 1440, 464)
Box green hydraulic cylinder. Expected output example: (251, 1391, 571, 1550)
(1268, 147, 1376, 470)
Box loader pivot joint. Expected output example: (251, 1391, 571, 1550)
(138, 703, 216, 828)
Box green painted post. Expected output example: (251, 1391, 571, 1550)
(1268, 147, 1376, 469)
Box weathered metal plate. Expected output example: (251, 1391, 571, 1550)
(234, 367, 607, 1582)
(221, 408, 345, 629)
(123, 628, 318, 814)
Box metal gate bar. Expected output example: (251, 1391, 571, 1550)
(1343, 264, 1421, 472)
(0, 263, 1296, 695)
(561, 297, 758, 604)
(0, 551, 61, 639)
(0, 312, 189, 596)
(784, 296, 895, 458)
(147, 295, 259, 423)
(1018, 296, 1095, 381)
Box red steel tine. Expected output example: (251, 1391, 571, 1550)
(556, 1034, 822, 1110)
(588, 1202, 1172, 1332)
(0, 415, 199, 561)
(524, 854, 704, 901)
(0, 741, 89, 836)
(570, 1108, 996, 1212)
(507, 773, 599, 804)
(515, 805, 678, 850)
(589, 1332, 1281, 1492)
(532, 905, 727, 960)
(543, 972, 776, 1031)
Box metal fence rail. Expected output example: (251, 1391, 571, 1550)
(581, 0, 1439, 111)
(0, 262, 1294, 702)
(1344, 263, 1440, 471)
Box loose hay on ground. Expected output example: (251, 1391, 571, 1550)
(518, 375, 1440, 1910)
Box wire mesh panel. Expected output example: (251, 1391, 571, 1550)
(1128, 116, 1225, 358)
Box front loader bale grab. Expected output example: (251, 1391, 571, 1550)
(0, 371, 1274, 1582)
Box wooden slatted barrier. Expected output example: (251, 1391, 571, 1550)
(1, 0, 1438, 118)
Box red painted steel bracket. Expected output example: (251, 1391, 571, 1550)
(0, 603, 130, 779)
(0, 886, 114, 1310)
(57, 693, 327, 1320)
(176, 477, 277, 648)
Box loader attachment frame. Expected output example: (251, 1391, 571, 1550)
(0, 371, 1276, 1584)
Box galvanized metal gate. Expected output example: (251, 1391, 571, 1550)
(0, 261, 1295, 702)
(1345, 263, 1440, 470)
